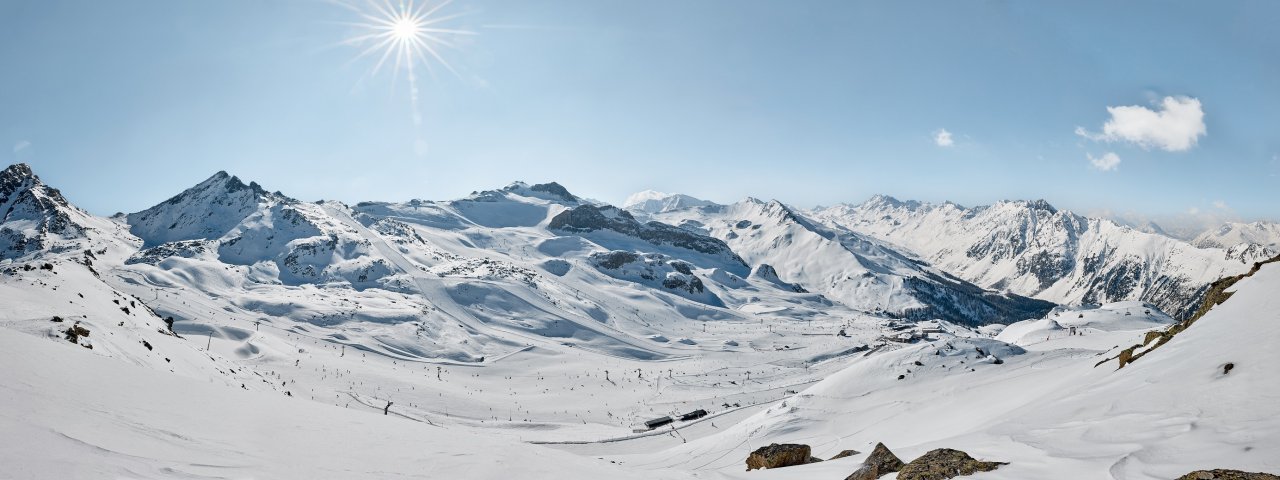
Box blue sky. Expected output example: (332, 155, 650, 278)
(2, 1, 1277, 223)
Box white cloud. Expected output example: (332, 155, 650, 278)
(1212, 200, 1229, 210)
(1088, 152, 1121, 171)
(13, 140, 31, 153)
(933, 129, 954, 147)
(1076, 96, 1206, 152)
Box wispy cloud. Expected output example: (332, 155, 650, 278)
(13, 140, 31, 153)
(1088, 152, 1121, 171)
(933, 128, 954, 147)
(1076, 96, 1206, 152)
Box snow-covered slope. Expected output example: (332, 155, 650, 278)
(614, 260, 1280, 479)
(4, 162, 1275, 479)
(812, 195, 1259, 319)
(0, 326, 693, 480)
(0, 165, 270, 387)
(647, 198, 1055, 326)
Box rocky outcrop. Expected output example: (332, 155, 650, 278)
(528, 182, 576, 202)
(844, 443, 904, 480)
(895, 448, 1006, 480)
(745, 443, 812, 471)
(550, 205, 746, 267)
(829, 449, 861, 460)
(125, 240, 213, 265)
(1100, 254, 1280, 370)
(1178, 470, 1280, 480)
(751, 263, 808, 293)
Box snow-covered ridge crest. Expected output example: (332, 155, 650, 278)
(1193, 220, 1280, 250)
(0, 163, 123, 259)
(649, 197, 1056, 325)
(623, 190, 716, 214)
(126, 171, 291, 247)
(812, 195, 1263, 319)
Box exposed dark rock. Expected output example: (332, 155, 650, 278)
(899, 271, 1056, 327)
(549, 205, 746, 266)
(1177, 470, 1280, 480)
(751, 264, 809, 293)
(126, 240, 212, 265)
(844, 443, 904, 480)
(746, 443, 812, 471)
(592, 251, 639, 270)
(0, 163, 87, 259)
(1101, 254, 1280, 370)
(63, 323, 90, 344)
(528, 182, 576, 202)
(895, 448, 1006, 480)
(829, 449, 861, 460)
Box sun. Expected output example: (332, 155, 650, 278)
(335, 0, 473, 155)
(338, 0, 474, 80)
(391, 16, 421, 41)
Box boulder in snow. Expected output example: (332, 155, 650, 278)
(844, 442, 904, 480)
(1177, 470, 1280, 480)
(746, 443, 812, 471)
(895, 448, 1006, 480)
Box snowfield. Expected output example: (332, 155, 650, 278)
(2, 163, 1277, 479)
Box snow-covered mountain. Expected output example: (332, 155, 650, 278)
(0, 163, 132, 259)
(810, 195, 1262, 319)
(3, 162, 1278, 479)
(1193, 220, 1280, 250)
(623, 190, 716, 214)
(643, 197, 1056, 326)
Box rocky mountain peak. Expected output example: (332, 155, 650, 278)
(1, 162, 36, 182)
(1024, 199, 1058, 214)
(528, 182, 576, 202)
(0, 163, 76, 218)
(126, 171, 288, 247)
(0, 163, 90, 259)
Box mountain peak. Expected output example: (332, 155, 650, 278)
(0, 163, 89, 259)
(127, 171, 286, 246)
(860, 194, 925, 211)
(1024, 199, 1058, 213)
(1, 163, 36, 181)
(485, 181, 578, 203)
(624, 190, 714, 214)
(528, 182, 576, 201)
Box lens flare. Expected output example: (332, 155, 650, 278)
(339, 0, 474, 80)
(335, 0, 473, 155)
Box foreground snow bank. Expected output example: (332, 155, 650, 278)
(0, 328, 690, 480)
